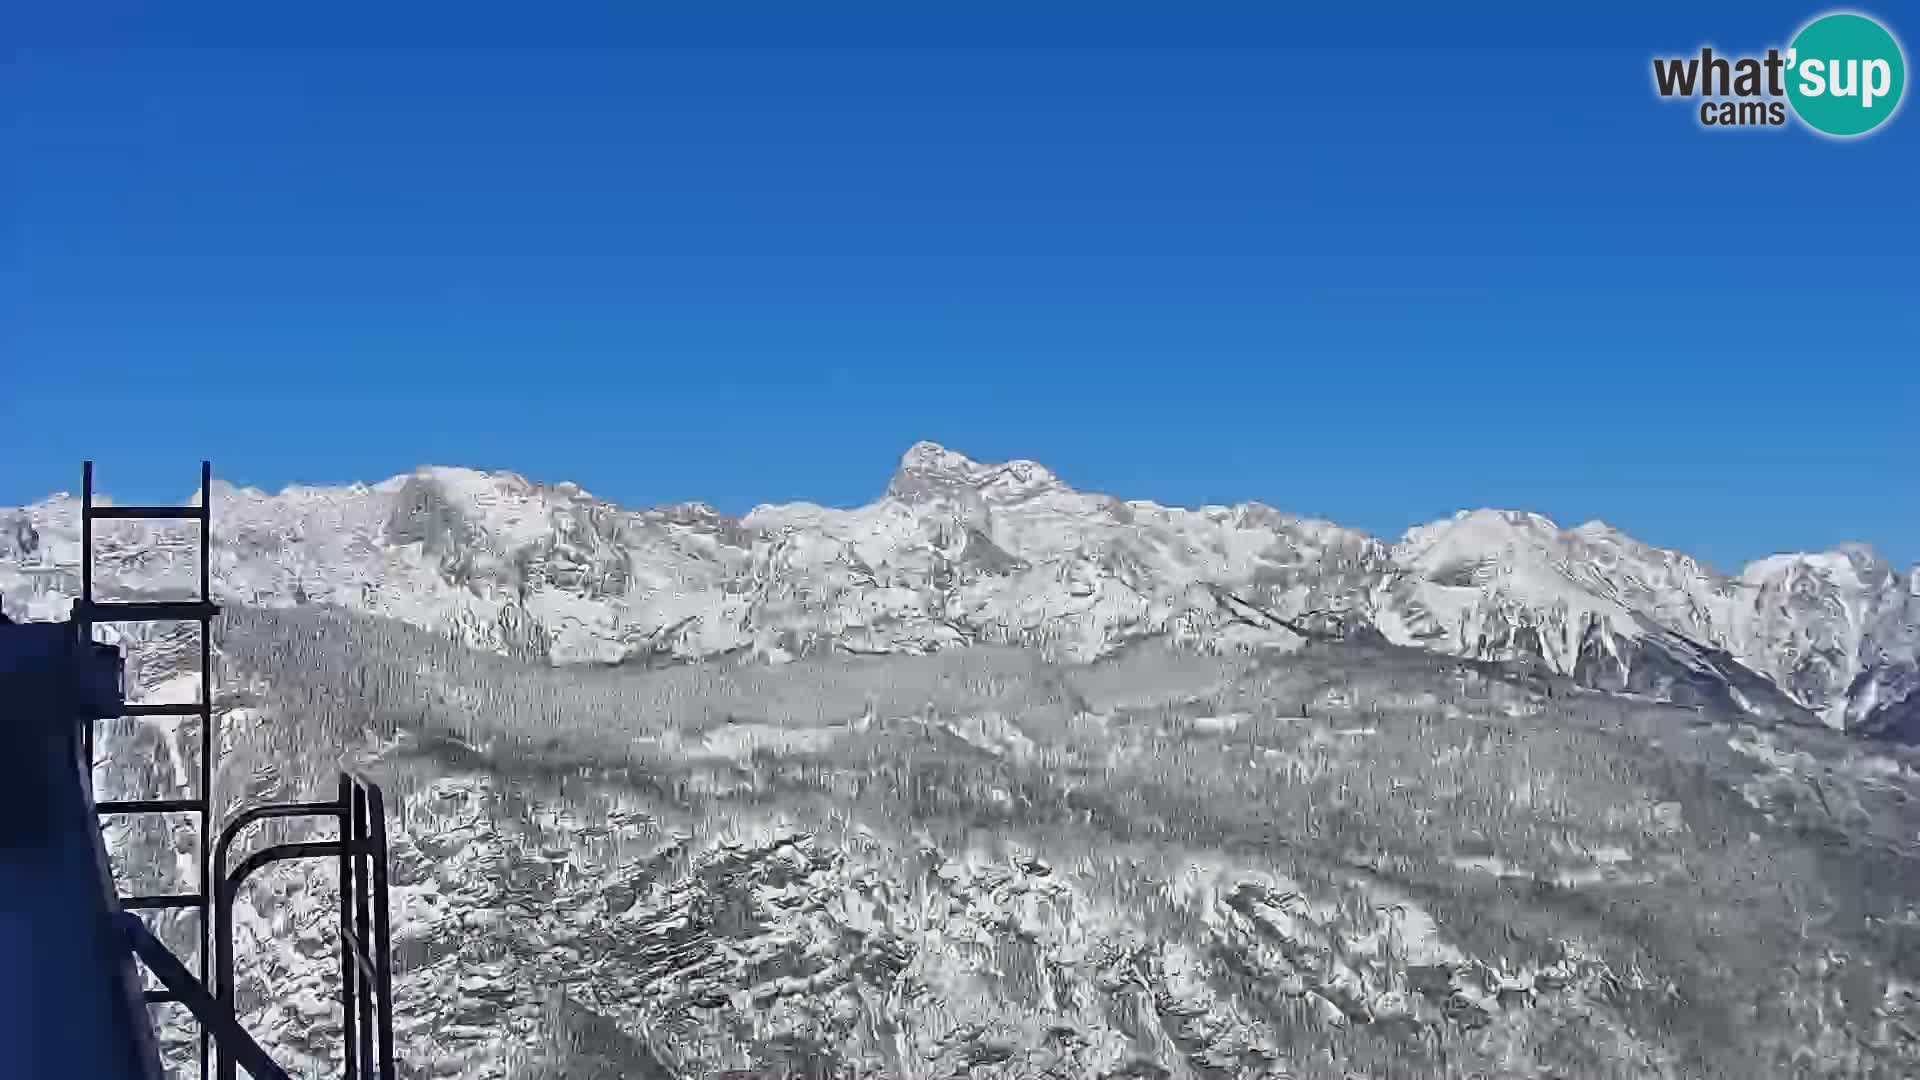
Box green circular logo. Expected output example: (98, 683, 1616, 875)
(1786, 12, 1906, 136)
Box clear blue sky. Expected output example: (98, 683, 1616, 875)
(4, 3, 1914, 572)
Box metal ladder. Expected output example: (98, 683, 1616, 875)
(79, 461, 397, 1080)
(77, 460, 223, 1077)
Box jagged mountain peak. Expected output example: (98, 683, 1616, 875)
(1740, 544, 1894, 590)
(1398, 508, 1578, 553)
(887, 440, 1068, 503)
(406, 464, 566, 508)
(1393, 509, 1572, 573)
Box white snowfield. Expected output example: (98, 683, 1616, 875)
(2, 441, 1915, 732)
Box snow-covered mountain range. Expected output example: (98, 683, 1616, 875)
(3, 441, 1916, 735)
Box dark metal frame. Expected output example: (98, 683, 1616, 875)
(212, 774, 396, 1080)
(78, 460, 220, 1064)
(80, 461, 398, 1080)
(117, 914, 293, 1080)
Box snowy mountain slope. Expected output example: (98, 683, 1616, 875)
(96, 603, 1920, 1079)
(1372, 510, 1811, 722)
(2, 441, 1913, 732)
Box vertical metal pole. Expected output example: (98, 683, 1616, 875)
(214, 870, 238, 1080)
(339, 777, 359, 1080)
(81, 461, 95, 780)
(352, 788, 374, 1079)
(81, 461, 94, 604)
(199, 460, 215, 1080)
(366, 785, 394, 1080)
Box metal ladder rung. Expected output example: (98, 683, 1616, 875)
(98, 798, 206, 815)
(119, 701, 207, 717)
(75, 600, 218, 623)
(122, 893, 205, 911)
(144, 989, 182, 1004)
(87, 505, 205, 521)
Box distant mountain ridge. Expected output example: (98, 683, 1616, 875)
(3, 441, 1915, 735)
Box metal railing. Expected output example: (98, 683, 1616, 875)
(212, 774, 397, 1080)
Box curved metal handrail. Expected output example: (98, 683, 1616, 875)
(208, 773, 395, 1080)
